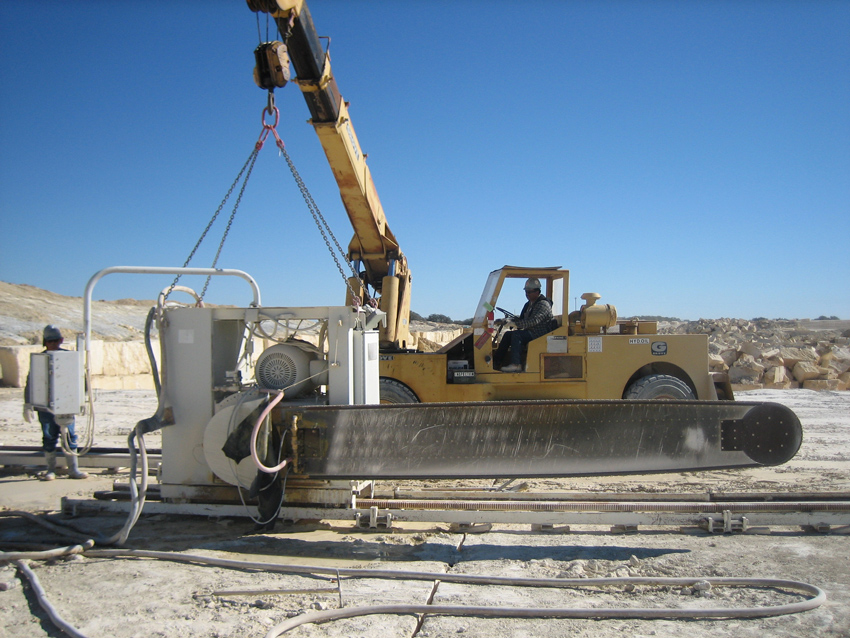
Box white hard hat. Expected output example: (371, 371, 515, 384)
(523, 278, 541, 292)
(43, 325, 62, 341)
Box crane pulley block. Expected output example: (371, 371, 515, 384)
(254, 41, 290, 90)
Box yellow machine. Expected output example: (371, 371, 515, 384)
(248, 0, 730, 406)
(380, 265, 731, 403)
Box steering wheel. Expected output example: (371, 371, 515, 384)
(492, 307, 516, 345)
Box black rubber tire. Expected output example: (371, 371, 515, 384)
(379, 378, 419, 404)
(624, 374, 696, 400)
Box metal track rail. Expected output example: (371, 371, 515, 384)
(0, 446, 162, 470)
(61, 488, 850, 534)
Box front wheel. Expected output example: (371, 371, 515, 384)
(379, 378, 420, 404)
(624, 374, 696, 400)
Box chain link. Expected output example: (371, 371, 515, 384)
(199, 148, 261, 300)
(164, 147, 260, 303)
(279, 144, 366, 305)
(166, 102, 366, 307)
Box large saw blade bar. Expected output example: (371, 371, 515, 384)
(279, 400, 801, 479)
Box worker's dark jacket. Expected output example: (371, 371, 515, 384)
(515, 295, 557, 339)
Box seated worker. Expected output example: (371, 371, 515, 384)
(494, 278, 554, 372)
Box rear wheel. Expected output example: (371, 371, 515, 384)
(379, 378, 420, 404)
(624, 374, 696, 400)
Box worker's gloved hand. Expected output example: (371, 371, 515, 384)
(23, 405, 34, 423)
(504, 321, 517, 330)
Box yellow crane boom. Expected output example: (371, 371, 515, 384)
(248, 0, 412, 350)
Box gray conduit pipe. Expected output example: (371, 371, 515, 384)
(14, 560, 93, 638)
(0, 541, 93, 562)
(266, 582, 825, 638)
(84, 549, 825, 631)
(0, 511, 96, 545)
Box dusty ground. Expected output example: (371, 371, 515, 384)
(1, 388, 849, 638)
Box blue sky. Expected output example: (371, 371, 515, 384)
(1, 0, 848, 321)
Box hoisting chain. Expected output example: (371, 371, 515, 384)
(166, 97, 366, 307)
(278, 141, 365, 306)
(164, 143, 261, 304)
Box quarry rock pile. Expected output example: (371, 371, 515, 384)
(659, 318, 850, 390)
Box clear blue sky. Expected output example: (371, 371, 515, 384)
(1, 0, 848, 321)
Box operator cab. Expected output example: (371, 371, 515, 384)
(471, 266, 566, 373)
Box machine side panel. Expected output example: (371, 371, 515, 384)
(160, 308, 216, 489)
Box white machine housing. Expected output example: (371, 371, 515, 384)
(158, 304, 381, 501)
(27, 351, 85, 415)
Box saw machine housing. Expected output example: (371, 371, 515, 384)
(157, 304, 381, 502)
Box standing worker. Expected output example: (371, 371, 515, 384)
(23, 325, 88, 481)
(494, 278, 555, 373)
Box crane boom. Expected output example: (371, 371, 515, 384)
(248, 0, 412, 350)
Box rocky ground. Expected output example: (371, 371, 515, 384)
(659, 318, 850, 391)
(2, 282, 849, 637)
(1, 388, 849, 638)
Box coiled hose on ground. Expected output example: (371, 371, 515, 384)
(1, 543, 827, 638)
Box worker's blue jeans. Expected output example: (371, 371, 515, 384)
(496, 329, 533, 367)
(38, 411, 77, 453)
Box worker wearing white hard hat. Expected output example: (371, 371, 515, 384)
(494, 278, 555, 373)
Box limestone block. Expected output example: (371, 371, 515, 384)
(719, 350, 738, 367)
(0, 345, 42, 388)
(87, 340, 105, 376)
(729, 354, 765, 384)
(740, 341, 776, 359)
(763, 366, 792, 389)
(416, 337, 442, 353)
(708, 353, 727, 371)
(792, 361, 827, 383)
(764, 355, 785, 368)
(839, 371, 850, 387)
(802, 379, 844, 391)
(100, 341, 154, 377)
(819, 346, 850, 375)
(778, 346, 818, 368)
(91, 374, 155, 390)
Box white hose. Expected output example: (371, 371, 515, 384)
(14, 560, 93, 638)
(250, 392, 290, 473)
(82, 548, 825, 634)
(1, 541, 92, 561)
(265, 582, 825, 637)
(98, 423, 148, 546)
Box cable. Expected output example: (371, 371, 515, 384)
(79, 549, 825, 634)
(1, 541, 92, 562)
(250, 392, 289, 473)
(14, 560, 93, 638)
(265, 583, 825, 637)
(0, 511, 95, 546)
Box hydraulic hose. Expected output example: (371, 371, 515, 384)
(144, 306, 161, 398)
(0, 511, 96, 545)
(265, 580, 825, 637)
(82, 548, 824, 633)
(98, 423, 149, 546)
(14, 560, 94, 638)
(250, 391, 290, 473)
(1, 541, 93, 562)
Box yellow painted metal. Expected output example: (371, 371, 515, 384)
(380, 275, 399, 343)
(379, 266, 719, 403)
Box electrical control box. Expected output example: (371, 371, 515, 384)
(27, 351, 85, 415)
